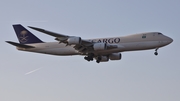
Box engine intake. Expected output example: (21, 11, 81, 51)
(96, 56, 109, 62)
(93, 43, 107, 51)
(100, 56, 109, 62)
(67, 37, 81, 45)
(109, 53, 122, 60)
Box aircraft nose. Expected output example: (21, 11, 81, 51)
(166, 36, 173, 44)
(168, 37, 173, 43)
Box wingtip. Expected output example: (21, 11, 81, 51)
(28, 26, 35, 29)
(28, 26, 44, 31)
(28, 26, 38, 30)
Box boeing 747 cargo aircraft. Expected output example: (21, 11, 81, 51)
(6, 24, 173, 63)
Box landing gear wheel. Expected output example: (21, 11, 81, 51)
(84, 57, 90, 61)
(154, 48, 159, 56)
(88, 53, 94, 61)
(154, 52, 158, 56)
(89, 57, 93, 61)
(84, 53, 94, 62)
(96, 60, 100, 63)
(96, 56, 101, 63)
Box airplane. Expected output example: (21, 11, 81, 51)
(6, 24, 173, 63)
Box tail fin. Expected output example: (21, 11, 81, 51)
(13, 24, 43, 44)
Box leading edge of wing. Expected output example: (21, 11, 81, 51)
(28, 26, 68, 38)
(28, 26, 93, 46)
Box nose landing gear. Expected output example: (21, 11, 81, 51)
(154, 51, 158, 55)
(154, 48, 158, 56)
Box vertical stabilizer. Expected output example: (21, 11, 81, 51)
(13, 24, 43, 44)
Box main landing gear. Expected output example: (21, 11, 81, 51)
(154, 48, 158, 56)
(96, 56, 101, 63)
(84, 53, 102, 63)
(84, 53, 94, 62)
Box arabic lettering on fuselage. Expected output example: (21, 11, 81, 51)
(90, 38, 120, 44)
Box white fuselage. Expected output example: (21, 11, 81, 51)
(17, 32, 173, 56)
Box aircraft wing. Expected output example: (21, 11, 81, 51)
(28, 26, 118, 53)
(28, 26, 68, 38)
(28, 26, 93, 46)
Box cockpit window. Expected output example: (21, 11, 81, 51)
(158, 33, 162, 35)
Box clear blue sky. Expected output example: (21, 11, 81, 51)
(0, 0, 179, 101)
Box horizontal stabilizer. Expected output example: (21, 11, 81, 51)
(6, 41, 35, 48)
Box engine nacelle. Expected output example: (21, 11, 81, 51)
(100, 56, 109, 62)
(109, 53, 122, 60)
(96, 56, 109, 62)
(67, 37, 81, 45)
(93, 43, 107, 51)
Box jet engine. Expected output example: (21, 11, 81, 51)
(109, 53, 122, 60)
(100, 56, 109, 62)
(95, 56, 109, 63)
(93, 43, 107, 51)
(67, 37, 81, 45)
